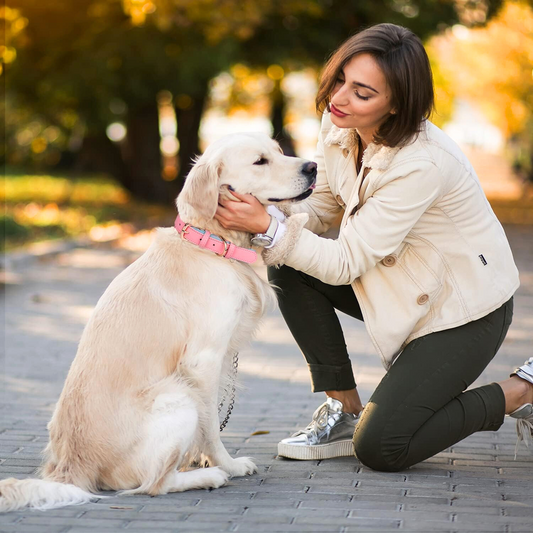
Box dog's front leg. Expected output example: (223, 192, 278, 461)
(201, 400, 257, 478)
(195, 358, 256, 478)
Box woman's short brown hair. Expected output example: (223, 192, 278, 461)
(316, 23, 434, 147)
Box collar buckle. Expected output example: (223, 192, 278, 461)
(219, 238, 230, 258)
(180, 223, 191, 240)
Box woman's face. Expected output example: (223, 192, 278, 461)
(329, 53, 395, 139)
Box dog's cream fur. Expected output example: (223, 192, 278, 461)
(0, 133, 316, 512)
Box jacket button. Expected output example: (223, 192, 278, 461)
(382, 255, 396, 267)
(335, 195, 345, 206)
(417, 294, 429, 305)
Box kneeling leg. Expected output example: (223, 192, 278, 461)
(353, 310, 509, 472)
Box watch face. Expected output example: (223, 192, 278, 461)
(251, 235, 272, 246)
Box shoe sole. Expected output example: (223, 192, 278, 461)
(278, 439, 354, 460)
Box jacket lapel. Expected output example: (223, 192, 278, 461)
(324, 122, 402, 226)
(324, 123, 401, 171)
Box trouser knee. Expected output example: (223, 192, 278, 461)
(353, 428, 407, 473)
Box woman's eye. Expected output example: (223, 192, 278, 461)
(254, 157, 268, 165)
(336, 77, 345, 85)
(355, 91, 370, 101)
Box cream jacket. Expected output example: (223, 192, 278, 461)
(263, 113, 520, 368)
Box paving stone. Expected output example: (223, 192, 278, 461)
(503, 507, 533, 517)
(383, 509, 454, 520)
(234, 526, 343, 532)
(400, 521, 505, 532)
(0, 513, 20, 524)
(81, 509, 188, 520)
(19, 516, 129, 528)
(73, 530, 164, 533)
(294, 515, 401, 528)
(125, 520, 228, 530)
(0, 526, 72, 533)
(0, 466, 37, 474)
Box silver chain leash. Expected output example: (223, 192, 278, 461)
(218, 352, 239, 432)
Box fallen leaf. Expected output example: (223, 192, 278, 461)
(109, 506, 134, 510)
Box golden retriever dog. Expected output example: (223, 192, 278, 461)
(0, 132, 317, 512)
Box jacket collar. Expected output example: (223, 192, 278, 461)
(323, 123, 401, 171)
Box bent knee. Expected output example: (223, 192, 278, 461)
(353, 429, 408, 473)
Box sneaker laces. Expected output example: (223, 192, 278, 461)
(515, 417, 533, 459)
(311, 403, 330, 431)
(509, 358, 533, 459)
(294, 402, 331, 437)
(509, 403, 533, 459)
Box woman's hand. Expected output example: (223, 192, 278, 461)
(215, 191, 271, 234)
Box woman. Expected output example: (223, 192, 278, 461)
(215, 23, 533, 471)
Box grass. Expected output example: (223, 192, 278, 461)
(2, 171, 175, 251)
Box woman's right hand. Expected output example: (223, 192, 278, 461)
(215, 191, 271, 234)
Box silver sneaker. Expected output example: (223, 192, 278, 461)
(278, 398, 360, 460)
(509, 357, 533, 458)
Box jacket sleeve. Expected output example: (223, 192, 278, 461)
(284, 122, 343, 236)
(263, 161, 442, 285)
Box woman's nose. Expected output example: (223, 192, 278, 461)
(331, 86, 348, 106)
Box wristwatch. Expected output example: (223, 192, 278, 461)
(251, 215, 279, 247)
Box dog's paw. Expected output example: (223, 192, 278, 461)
(206, 467, 230, 489)
(221, 457, 257, 478)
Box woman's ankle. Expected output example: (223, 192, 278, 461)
(325, 389, 364, 415)
(500, 376, 533, 414)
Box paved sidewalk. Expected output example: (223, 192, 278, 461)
(1, 225, 532, 532)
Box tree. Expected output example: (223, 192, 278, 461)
(146, 0, 505, 159)
(431, 1, 533, 182)
(4, 0, 240, 201)
(4, 0, 507, 203)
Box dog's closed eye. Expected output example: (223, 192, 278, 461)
(254, 157, 268, 166)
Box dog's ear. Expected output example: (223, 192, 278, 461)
(177, 155, 223, 222)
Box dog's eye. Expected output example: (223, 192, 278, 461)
(254, 157, 268, 166)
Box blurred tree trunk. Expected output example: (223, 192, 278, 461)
(271, 81, 296, 157)
(121, 104, 172, 203)
(175, 92, 207, 190)
(73, 133, 128, 181)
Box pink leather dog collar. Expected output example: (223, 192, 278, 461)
(175, 216, 257, 264)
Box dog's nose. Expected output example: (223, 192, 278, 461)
(301, 161, 317, 175)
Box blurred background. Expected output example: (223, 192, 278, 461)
(2, 0, 533, 251)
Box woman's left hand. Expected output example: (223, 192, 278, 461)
(215, 191, 271, 234)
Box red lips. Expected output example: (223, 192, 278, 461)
(330, 104, 348, 117)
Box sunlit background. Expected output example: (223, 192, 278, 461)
(2, 0, 532, 250)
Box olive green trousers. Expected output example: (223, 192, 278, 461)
(268, 265, 513, 472)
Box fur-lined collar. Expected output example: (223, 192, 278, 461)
(323, 124, 401, 171)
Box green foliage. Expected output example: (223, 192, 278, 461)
(2, 172, 173, 250)
(3, 0, 240, 173)
(1, 214, 31, 249)
(3, 173, 130, 205)
(2, 0, 507, 197)
(5, 1, 238, 130)
(5, 0, 505, 135)
(222, 0, 504, 70)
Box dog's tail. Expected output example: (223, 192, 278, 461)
(0, 477, 98, 513)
